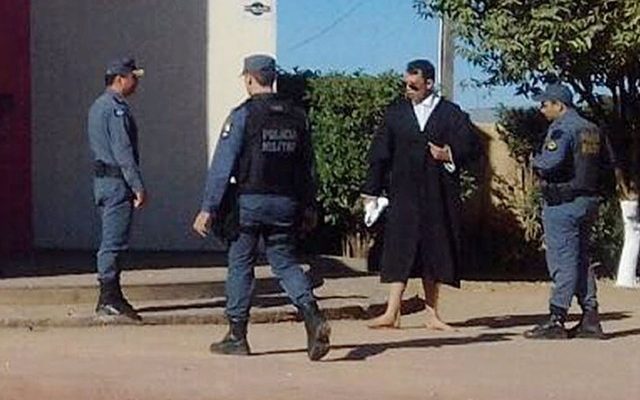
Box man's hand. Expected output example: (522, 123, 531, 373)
(427, 142, 452, 163)
(193, 211, 214, 238)
(361, 194, 377, 209)
(133, 190, 147, 209)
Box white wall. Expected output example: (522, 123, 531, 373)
(31, 0, 276, 250)
(207, 0, 277, 157)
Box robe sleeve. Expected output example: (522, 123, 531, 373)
(445, 106, 481, 168)
(362, 109, 393, 196)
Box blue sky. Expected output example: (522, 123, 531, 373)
(277, 0, 530, 110)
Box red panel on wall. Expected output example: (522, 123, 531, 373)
(0, 0, 31, 255)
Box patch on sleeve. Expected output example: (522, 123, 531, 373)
(550, 129, 564, 140)
(220, 115, 233, 138)
(114, 108, 126, 117)
(545, 140, 558, 151)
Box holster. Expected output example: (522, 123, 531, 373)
(541, 184, 574, 206)
(94, 160, 123, 178)
(213, 184, 240, 242)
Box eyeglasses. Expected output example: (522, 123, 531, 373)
(405, 83, 420, 91)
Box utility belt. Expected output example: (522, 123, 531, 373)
(541, 184, 597, 206)
(93, 160, 123, 178)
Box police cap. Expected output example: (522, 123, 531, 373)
(533, 83, 573, 106)
(106, 57, 145, 77)
(241, 54, 276, 75)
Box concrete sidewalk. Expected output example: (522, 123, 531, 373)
(0, 255, 427, 328)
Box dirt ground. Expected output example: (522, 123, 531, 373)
(0, 281, 638, 400)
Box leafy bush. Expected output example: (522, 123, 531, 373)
(307, 72, 404, 255)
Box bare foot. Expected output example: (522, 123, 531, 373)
(367, 312, 401, 329)
(425, 317, 456, 331)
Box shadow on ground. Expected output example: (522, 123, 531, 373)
(450, 311, 632, 329)
(251, 317, 640, 361)
(0, 251, 370, 281)
(252, 332, 518, 360)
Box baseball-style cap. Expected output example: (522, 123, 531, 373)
(241, 54, 276, 75)
(106, 57, 145, 77)
(533, 83, 573, 105)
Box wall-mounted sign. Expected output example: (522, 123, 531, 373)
(244, 2, 271, 16)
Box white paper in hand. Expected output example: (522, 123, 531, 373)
(364, 197, 389, 227)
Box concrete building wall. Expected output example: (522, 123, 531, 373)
(31, 0, 276, 251)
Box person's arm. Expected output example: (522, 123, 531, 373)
(443, 106, 481, 170)
(532, 128, 574, 178)
(362, 110, 393, 197)
(193, 108, 246, 238)
(107, 108, 144, 193)
(299, 115, 317, 208)
(200, 108, 247, 214)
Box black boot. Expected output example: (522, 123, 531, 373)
(95, 280, 142, 322)
(568, 308, 604, 339)
(300, 302, 331, 361)
(524, 312, 568, 339)
(210, 319, 251, 356)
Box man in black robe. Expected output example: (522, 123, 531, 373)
(362, 59, 480, 329)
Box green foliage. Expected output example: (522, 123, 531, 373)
(307, 72, 404, 236)
(495, 106, 548, 164)
(414, 0, 640, 183)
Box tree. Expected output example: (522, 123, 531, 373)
(414, 0, 640, 196)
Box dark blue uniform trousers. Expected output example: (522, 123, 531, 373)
(542, 196, 599, 317)
(94, 178, 133, 284)
(225, 194, 315, 321)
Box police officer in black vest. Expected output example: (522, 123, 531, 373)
(193, 54, 330, 360)
(524, 83, 608, 340)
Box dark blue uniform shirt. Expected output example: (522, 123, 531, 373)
(200, 105, 248, 213)
(87, 88, 144, 192)
(533, 108, 581, 179)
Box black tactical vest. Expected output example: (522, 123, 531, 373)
(237, 94, 309, 198)
(571, 123, 606, 193)
(544, 120, 607, 202)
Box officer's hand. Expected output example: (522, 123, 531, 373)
(193, 211, 213, 238)
(427, 142, 452, 162)
(133, 190, 147, 209)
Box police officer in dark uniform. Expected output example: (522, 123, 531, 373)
(192, 54, 330, 360)
(524, 83, 607, 339)
(87, 57, 146, 321)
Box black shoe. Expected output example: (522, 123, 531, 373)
(95, 300, 142, 321)
(568, 309, 605, 339)
(524, 315, 568, 340)
(300, 302, 331, 361)
(95, 280, 142, 322)
(210, 319, 251, 356)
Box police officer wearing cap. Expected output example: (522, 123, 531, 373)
(87, 57, 146, 321)
(524, 83, 607, 340)
(192, 54, 331, 360)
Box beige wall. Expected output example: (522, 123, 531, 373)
(31, 0, 276, 250)
(207, 0, 277, 157)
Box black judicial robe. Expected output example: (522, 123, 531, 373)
(362, 98, 480, 287)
